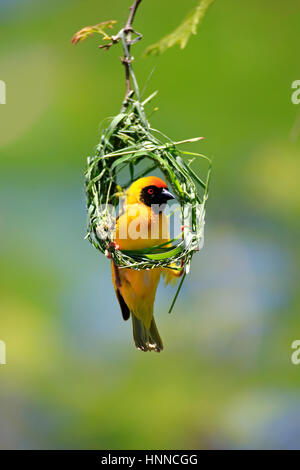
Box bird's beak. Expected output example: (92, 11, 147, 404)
(161, 188, 175, 201)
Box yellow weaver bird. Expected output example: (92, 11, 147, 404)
(111, 176, 182, 352)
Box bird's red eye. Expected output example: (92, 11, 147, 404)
(148, 188, 154, 195)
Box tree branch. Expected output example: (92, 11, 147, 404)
(122, 0, 143, 106)
(125, 0, 142, 32)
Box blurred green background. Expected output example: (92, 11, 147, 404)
(1, 0, 300, 450)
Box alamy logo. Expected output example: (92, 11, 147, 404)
(291, 340, 300, 365)
(0, 80, 6, 104)
(291, 80, 300, 105)
(0, 340, 6, 365)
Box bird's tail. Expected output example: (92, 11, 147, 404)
(131, 314, 163, 352)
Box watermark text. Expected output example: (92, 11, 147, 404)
(0, 80, 6, 104)
(0, 340, 6, 365)
(291, 340, 300, 365)
(291, 80, 300, 105)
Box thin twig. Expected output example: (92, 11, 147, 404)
(122, 0, 143, 105)
(125, 0, 142, 32)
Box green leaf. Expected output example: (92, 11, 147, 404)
(143, 246, 183, 260)
(105, 113, 127, 141)
(122, 245, 183, 261)
(111, 154, 134, 170)
(144, 0, 215, 56)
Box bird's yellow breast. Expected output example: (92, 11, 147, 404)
(114, 203, 170, 251)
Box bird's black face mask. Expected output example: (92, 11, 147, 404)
(140, 185, 175, 209)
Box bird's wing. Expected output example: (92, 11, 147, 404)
(115, 288, 130, 321)
(111, 261, 130, 321)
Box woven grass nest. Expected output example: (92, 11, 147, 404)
(85, 92, 211, 276)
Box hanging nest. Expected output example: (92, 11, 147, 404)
(85, 91, 211, 274)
